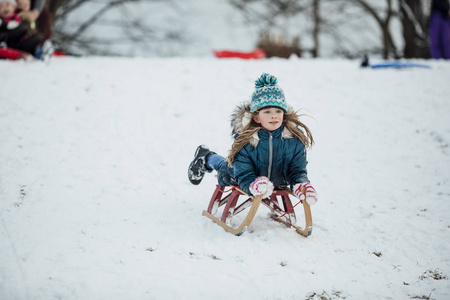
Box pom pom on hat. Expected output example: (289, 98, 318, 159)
(254, 73, 279, 88)
(251, 73, 287, 113)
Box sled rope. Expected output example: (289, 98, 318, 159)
(277, 197, 303, 219)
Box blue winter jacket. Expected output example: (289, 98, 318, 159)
(218, 124, 309, 195)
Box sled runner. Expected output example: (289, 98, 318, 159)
(202, 185, 312, 236)
(370, 61, 431, 69)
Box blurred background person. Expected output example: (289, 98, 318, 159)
(429, 0, 450, 59)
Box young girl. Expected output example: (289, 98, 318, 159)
(188, 73, 318, 205)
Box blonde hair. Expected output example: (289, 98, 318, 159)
(227, 109, 314, 165)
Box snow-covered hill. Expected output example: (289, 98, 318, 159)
(1, 57, 449, 299)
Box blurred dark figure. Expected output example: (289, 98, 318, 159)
(23, 0, 51, 40)
(34, 0, 51, 40)
(429, 0, 450, 59)
(26, 0, 53, 59)
(360, 54, 369, 67)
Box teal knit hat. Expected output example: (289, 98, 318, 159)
(250, 73, 287, 113)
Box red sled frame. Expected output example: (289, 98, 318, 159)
(202, 185, 313, 236)
(212, 48, 266, 59)
(0, 47, 33, 61)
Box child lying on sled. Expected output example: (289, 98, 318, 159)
(188, 73, 318, 205)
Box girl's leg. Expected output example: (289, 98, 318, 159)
(14, 33, 43, 55)
(2, 25, 28, 46)
(217, 162, 236, 187)
(429, 12, 442, 59)
(206, 154, 225, 171)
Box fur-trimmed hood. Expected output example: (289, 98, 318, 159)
(230, 102, 295, 147)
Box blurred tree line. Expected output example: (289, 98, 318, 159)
(47, 0, 431, 58)
(230, 0, 430, 59)
(47, 0, 186, 56)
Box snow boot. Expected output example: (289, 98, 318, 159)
(188, 145, 215, 185)
(35, 40, 54, 62)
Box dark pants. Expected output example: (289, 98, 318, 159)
(2, 24, 43, 55)
(206, 154, 237, 187)
(429, 12, 450, 59)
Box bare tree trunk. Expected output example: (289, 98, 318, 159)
(350, 0, 399, 59)
(49, 0, 176, 55)
(384, 0, 396, 58)
(312, 0, 320, 57)
(399, 0, 430, 58)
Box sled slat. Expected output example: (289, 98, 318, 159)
(233, 199, 253, 216)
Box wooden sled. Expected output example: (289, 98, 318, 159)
(202, 185, 312, 236)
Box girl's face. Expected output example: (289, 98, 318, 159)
(253, 107, 284, 132)
(17, 0, 30, 12)
(0, 2, 15, 19)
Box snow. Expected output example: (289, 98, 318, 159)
(1, 57, 450, 300)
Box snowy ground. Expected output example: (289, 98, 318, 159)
(1, 57, 449, 300)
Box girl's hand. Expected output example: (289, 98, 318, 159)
(249, 176, 274, 198)
(31, 9, 40, 21)
(293, 182, 318, 205)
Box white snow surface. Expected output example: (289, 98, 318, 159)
(1, 57, 450, 300)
